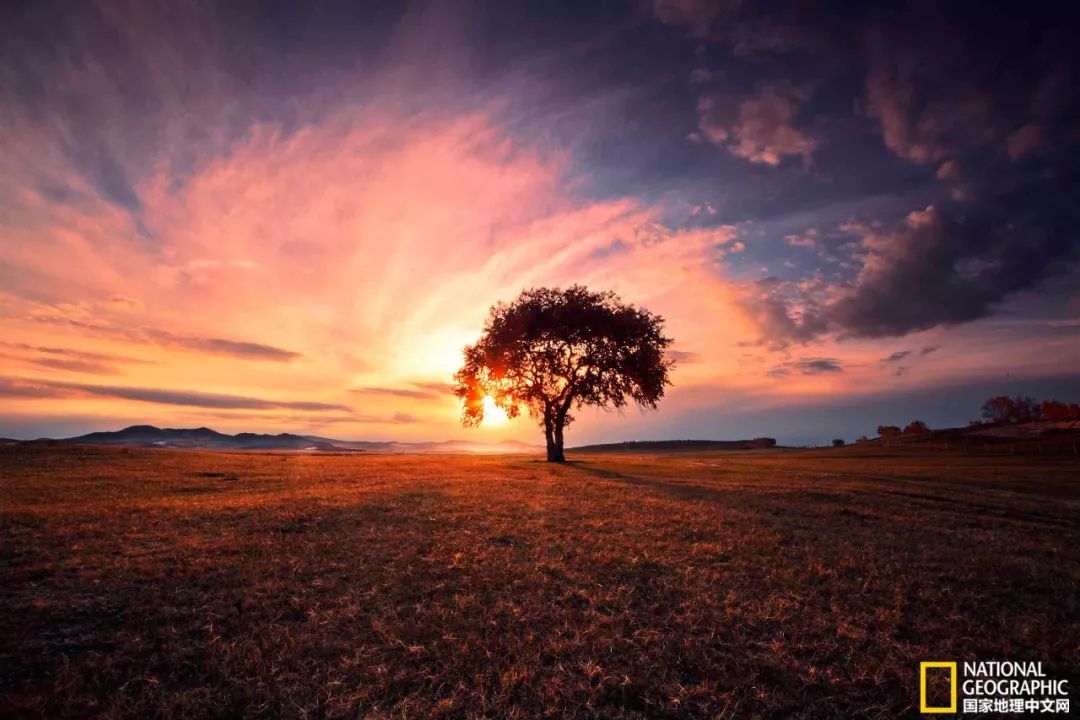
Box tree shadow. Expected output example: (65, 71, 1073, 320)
(560, 461, 732, 503)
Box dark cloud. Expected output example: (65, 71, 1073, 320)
(0, 376, 349, 411)
(1006, 124, 1049, 162)
(666, 349, 698, 364)
(653, 0, 829, 56)
(661, 2, 1079, 169)
(652, 0, 730, 37)
(797, 358, 843, 374)
(919, 345, 939, 357)
(861, 4, 1077, 166)
(882, 350, 910, 363)
(829, 204, 1077, 338)
(767, 357, 843, 377)
(750, 197, 1080, 341)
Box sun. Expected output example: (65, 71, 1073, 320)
(481, 395, 509, 426)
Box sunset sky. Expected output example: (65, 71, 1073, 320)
(2, 1, 1078, 444)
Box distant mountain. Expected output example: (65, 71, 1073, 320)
(65, 425, 342, 451)
(55, 425, 540, 453)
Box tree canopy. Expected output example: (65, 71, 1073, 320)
(454, 286, 674, 461)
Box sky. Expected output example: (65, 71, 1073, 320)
(1, 0, 1079, 445)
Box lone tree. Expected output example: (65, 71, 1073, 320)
(454, 286, 674, 462)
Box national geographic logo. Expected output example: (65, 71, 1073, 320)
(920, 662, 958, 714)
(920, 661, 1070, 715)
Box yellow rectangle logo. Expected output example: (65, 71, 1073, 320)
(920, 661, 957, 713)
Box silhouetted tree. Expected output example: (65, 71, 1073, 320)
(1017, 396, 1042, 422)
(1041, 399, 1072, 422)
(981, 395, 1040, 424)
(751, 437, 777, 448)
(877, 425, 901, 438)
(455, 286, 673, 462)
(903, 420, 930, 435)
(832, 438, 845, 447)
(981, 396, 1015, 424)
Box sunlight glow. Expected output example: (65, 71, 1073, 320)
(481, 395, 509, 426)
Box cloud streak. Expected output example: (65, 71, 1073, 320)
(767, 357, 844, 378)
(0, 376, 350, 412)
(30, 317, 301, 361)
(882, 351, 910, 364)
(350, 383, 454, 401)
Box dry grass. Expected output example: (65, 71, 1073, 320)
(1, 445, 1077, 718)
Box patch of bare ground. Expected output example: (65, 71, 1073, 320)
(1, 445, 1077, 718)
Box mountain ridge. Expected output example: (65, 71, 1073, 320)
(48, 425, 540, 453)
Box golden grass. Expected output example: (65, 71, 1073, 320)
(1, 445, 1077, 718)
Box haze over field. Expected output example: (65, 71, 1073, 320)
(2, 1, 1079, 444)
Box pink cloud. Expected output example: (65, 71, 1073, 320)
(785, 229, 820, 248)
(0, 106, 768, 437)
(697, 85, 816, 166)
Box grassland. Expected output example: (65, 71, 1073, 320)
(1, 445, 1077, 718)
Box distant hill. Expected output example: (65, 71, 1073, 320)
(570, 439, 779, 453)
(49, 425, 540, 453)
(65, 425, 346, 451)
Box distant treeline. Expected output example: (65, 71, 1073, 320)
(864, 395, 1079, 443)
(572, 438, 778, 453)
(976, 396, 1080, 425)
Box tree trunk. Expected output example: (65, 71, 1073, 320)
(546, 436, 565, 462)
(545, 428, 559, 462)
(541, 403, 567, 462)
(543, 410, 558, 462)
(547, 415, 566, 462)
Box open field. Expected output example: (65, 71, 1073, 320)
(1, 446, 1078, 718)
